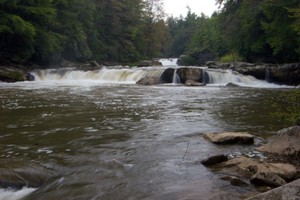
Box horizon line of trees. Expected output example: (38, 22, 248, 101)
(165, 0, 300, 64)
(0, 0, 299, 67)
(0, 0, 168, 66)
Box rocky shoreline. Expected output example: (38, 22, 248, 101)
(200, 126, 300, 199)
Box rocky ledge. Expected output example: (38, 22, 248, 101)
(0, 66, 33, 82)
(201, 126, 300, 198)
(206, 61, 300, 86)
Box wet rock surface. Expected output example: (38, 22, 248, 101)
(202, 128, 300, 198)
(136, 76, 161, 85)
(203, 132, 255, 144)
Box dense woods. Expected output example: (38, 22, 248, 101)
(166, 0, 300, 64)
(0, 0, 168, 66)
(0, 0, 299, 67)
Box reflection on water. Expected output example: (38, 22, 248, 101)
(0, 81, 296, 199)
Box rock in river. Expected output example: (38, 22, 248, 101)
(203, 132, 255, 144)
(257, 126, 300, 157)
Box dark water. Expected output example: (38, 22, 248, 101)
(0, 81, 296, 200)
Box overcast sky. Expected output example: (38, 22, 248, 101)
(163, 0, 219, 18)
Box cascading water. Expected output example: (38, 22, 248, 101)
(203, 68, 283, 88)
(32, 67, 166, 84)
(172, 69, 180, 84)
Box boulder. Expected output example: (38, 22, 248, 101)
(177, 67, 203, 83)
(203, 132, 254, 144)
(177, 50, 215, 66)
(250, 171, 287, 187)
(160, 68, 176, 83)
(232, 62, 267, 80)
(185, 80, 206, 86)
(257, 126, 300, 157)
(225, 82, 240, 87)
(0, 67, 28, 82)
(137, 60, 162, 67)
(200, 154, 228, 166)
(136, 76, 161, 85)
(220, 176, 248, 187)
(214, 156, 297, 187)
(246, 179, 300, 200)
(268, 63, 300, 85)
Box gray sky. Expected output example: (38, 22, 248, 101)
(163, 0, 219, 17)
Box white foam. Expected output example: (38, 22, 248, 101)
(0, 188, 36, 200)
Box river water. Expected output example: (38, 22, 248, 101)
(0, 64, 297, 200)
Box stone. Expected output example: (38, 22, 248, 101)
(257, 126, 300, 157)
(185, 80, 206, 86)
(203, 132, 254, 144)
(177, 67, 203, 83)
(220, 176, 248, 187)
(136, 76, 161, 85)
(265, 163, 297, 180)
(137, 60, 162, 67)
(250, 171, 287, 187)
(214, 156, 297, 186)
(160, 68, 176, 83)
(0, 67, 27, 82)
(201, 154, 228, 166)
(246, 179, 300, 200)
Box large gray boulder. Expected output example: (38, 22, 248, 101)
(177, 67, 203, 84)
(257, 126, 300, 157)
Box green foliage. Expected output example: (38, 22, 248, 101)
(220, 52, 243, 62)
(0, 0, 168, 66)
(271, 90, 300, 127)
(164, 0, 300, 63)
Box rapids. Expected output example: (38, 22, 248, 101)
(0, 61, 296, 200)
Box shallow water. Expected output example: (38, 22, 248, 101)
(0, 79, 296, 200)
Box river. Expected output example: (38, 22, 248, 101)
(0, 61, 297, 200)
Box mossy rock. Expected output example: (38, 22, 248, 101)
(0, 67, 27, 82)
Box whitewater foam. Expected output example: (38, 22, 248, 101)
(0, 188, 36, 200)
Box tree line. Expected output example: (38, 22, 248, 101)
(0, 0, 167, 66)
(0, 0, 299, 67)
(165, 0, 300, 64)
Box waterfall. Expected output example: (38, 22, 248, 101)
(160, 58, 178, 67)
(204, 69, 280, 87)
(32, 67, 165, 84)
(172, 69, 180, 84)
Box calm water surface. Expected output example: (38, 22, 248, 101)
(0, 81, 295, 200)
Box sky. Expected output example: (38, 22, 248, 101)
(163, 0, 219, 18)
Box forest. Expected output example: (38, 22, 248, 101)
(0, 0, 299, 67)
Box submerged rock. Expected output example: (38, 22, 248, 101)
(185, 80, 206, 86)
(201, 154, 228, 166)
(136, 76, 161, 85)
(220, 176, 248, 187)
(203, 132, 254, 144)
